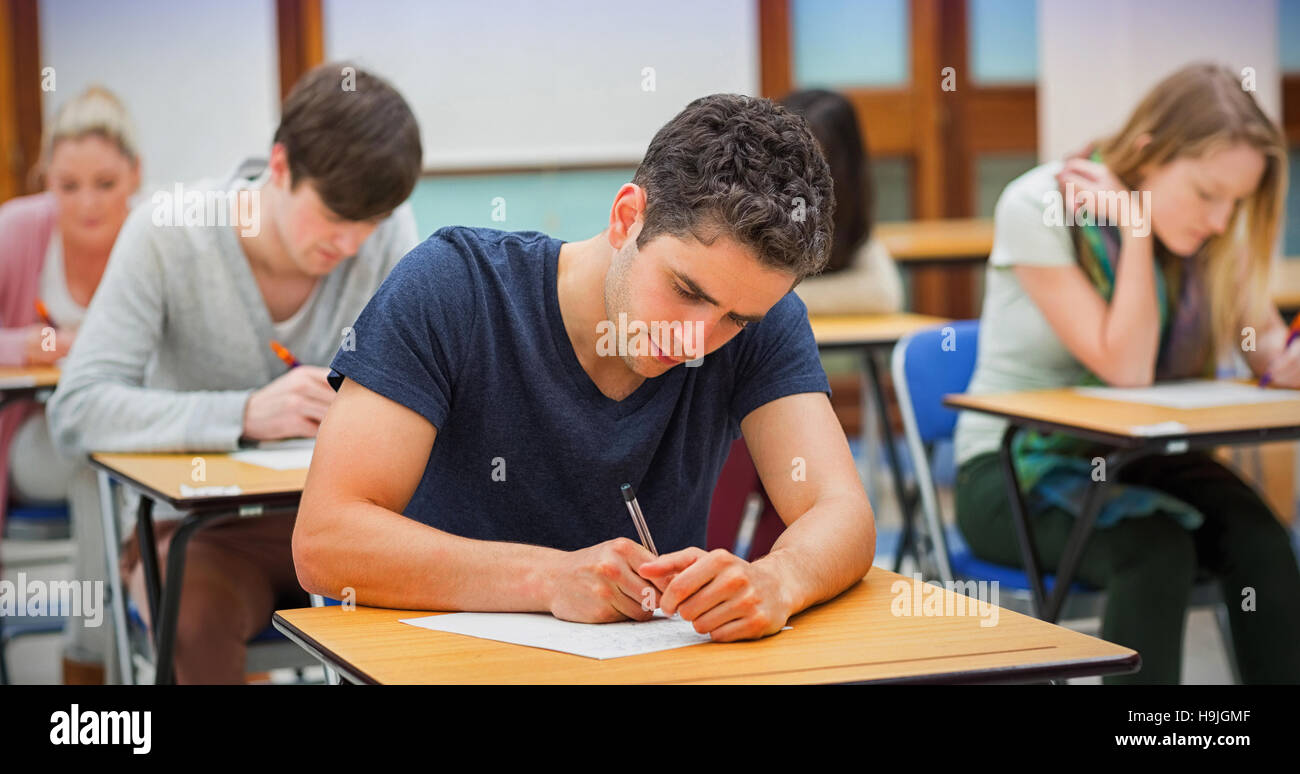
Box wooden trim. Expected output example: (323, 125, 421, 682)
(757, 0, 791, 98)
(420, 159, 639, 178)
(275, 0, 324, 100)
(0, 0, 41, 201)
(842, 89, 914, 156)
(965, 84, 1037, 152)
(1284, 74, 1300, 146)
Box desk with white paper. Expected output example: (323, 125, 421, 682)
(399, 610, 731, 659)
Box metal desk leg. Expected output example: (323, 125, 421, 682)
(998, 424, 1048, 617)
(97, 471, 133, 685)
(134, 497, 162, 633)
(1043, 447, 1144, 623)
(151, 510, 232, 685)
(862, 351, 917, 572)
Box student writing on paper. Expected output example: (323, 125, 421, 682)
(0, 87, 140, 684)
(953, 63, 1300, 684)
(295, 95, 876, 642)
(45, 65, 423, 684)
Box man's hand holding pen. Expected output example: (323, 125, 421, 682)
(639, 547, 793, 642)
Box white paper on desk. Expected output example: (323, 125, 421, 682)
(399, 610, 730, 660)
(228, 438, 315, 470)
(1074, 380, 1300, 409)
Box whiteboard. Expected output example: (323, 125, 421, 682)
(323, 0, 760, 170)
(39, 0, 279, 190)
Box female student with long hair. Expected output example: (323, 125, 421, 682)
(954, 62, 1300, 684)
(0, 87, 140, 683)
(781, 89, 903, 314)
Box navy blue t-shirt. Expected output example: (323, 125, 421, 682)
(327, 226, 829, 553)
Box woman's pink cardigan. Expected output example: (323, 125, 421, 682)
(0, 193, 58, 520)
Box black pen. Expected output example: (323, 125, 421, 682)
(620, 483, 658, 556)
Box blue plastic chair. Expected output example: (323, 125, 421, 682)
(888, 320, 1092, 610)
(891, 320, 1239, 680)
(0, 503, 72, 685)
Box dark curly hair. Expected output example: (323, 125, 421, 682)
(631, 94, 835, 279)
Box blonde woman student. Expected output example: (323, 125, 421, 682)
(954, 63, 1300, 684)
(0, 87, 141, 683)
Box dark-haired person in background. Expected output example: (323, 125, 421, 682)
(293, 95, 876, 640)
(781, 89, 902, 315)
(47, 63, 423, 683)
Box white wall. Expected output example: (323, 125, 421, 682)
(323, 0, 760, 169)
(1039, 0, 1280, 162)
(39, 0, 280, 189)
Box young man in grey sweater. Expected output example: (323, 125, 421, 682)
(46, 63, 422, 684)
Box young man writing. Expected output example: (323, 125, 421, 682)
(294, 94, 875, 640)
(46, 63, 423, 682)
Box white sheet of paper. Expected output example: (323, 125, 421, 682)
(400, 610, 733, 660)
(228, 438, 315, 470)
(1074, 380, 1300, 409)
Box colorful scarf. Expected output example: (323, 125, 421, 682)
(1010, 154, 1218, 530)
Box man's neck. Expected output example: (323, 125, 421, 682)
(557, 234, 643, 399)
(237, 188, 300, 280)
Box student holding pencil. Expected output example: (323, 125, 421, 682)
(953, 63, 1300, 684)
(46, 64, 423, 684)
(294, 95, 876, 640)
(0, 86, 141, 683)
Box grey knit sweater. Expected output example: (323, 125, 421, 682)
(47, 164, 419, 456)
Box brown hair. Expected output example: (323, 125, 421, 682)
(631, 94, 834, 280)
(779, 89, 873, 275)
(273, 63, 422, 221)
(1096, 62, 1287, 360)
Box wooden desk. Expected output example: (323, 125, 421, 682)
(273, 568, 1138, 684)
(1273, 259, 1300, 315)
(944, 384, 1300, 622)
(89, 450, 311, 684)
(811, 313, 949, 572)
(876, 218, 993, 265)
(0, 365, 59, 409)
(810, 312, 950, 350)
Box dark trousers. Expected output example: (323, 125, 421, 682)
(956, 450, 1300, 684)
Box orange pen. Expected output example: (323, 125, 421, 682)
(269, 340, 301, 369)
(34, 299, 55, 328)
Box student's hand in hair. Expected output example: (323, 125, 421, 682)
(1056, 158, 1144, 235)
(548, 537, 661, 623)
(242, 365, 337, 441)
(22, 324, 74, 365)
(638, 547, 792, 642)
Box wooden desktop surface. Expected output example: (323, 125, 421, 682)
(274, 568, 1137, 684)
(810, 313, 950, 347)
(90, 451, 309, 508)
(876, 218, 993, 263)
(0, 365, 60, 390)
(945, 385, 1300, 442)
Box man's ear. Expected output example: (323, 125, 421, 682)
(607, 183, 647, 250)
(268, 143, 292, 189)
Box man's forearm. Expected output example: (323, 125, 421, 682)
(753, 491, 875, 615)
(293, 499, 564, 612)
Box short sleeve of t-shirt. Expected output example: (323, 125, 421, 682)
(987, 162, 1076, 270)
(727, 290, 830, 426)
(327, 233, 478, 431)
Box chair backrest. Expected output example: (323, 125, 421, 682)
(892, 320, 980, 444)
(891, 320, 979, 583)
